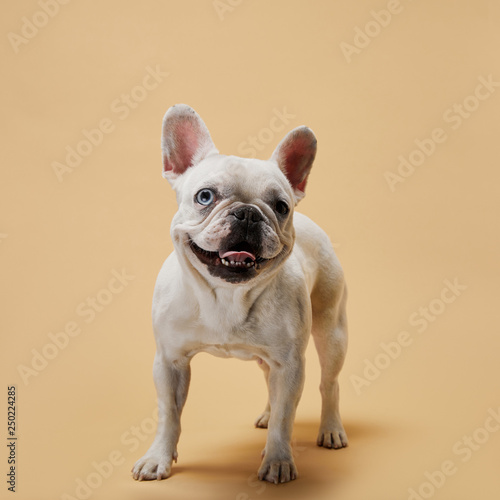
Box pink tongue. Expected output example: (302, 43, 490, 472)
(219, 250, 256, 262)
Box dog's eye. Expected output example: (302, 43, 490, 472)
(275, 200, 289, 215)
(195, 189, 215, 206)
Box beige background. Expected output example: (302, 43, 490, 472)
(1, 1, 500, 499)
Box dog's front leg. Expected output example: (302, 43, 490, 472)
(132, 352, 190, 481)
(258, 355, 305, 484)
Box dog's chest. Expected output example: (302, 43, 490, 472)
(194, 285, 266, 332)
(197, 342, 259, 361)
(181, 290, 272, 361)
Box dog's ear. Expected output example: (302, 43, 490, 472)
(270, 126, 317, 202)
(161, 104, 219, 184)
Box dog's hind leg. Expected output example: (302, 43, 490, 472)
(254, 358, 271, 428)
(311, 280, 348, 449)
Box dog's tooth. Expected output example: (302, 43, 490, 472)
(230, 261, 235, 265)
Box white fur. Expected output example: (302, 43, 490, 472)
(132, 105, 348, 484)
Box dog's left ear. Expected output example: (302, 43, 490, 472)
(270, 126, 317, 202)
(161, 104, 219, 185)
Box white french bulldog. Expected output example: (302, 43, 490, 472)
(132, 104, 348, 484)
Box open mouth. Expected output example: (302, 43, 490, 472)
(189, 240, 266, 271)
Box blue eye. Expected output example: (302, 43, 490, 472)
(196, 189, 215, 206)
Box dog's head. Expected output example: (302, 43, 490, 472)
(162, 104, 316, 285)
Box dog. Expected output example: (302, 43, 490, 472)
(132, 104, 348, 484)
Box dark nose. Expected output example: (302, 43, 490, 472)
(231, 206, 263, 223)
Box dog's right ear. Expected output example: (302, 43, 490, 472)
(161, 104, 219, 185)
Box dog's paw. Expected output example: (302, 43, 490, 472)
(254, 411, 270, 428)
(316, 424, 348, 449)
(258, 456, 298, 484)
(131, 451, 176, 481)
